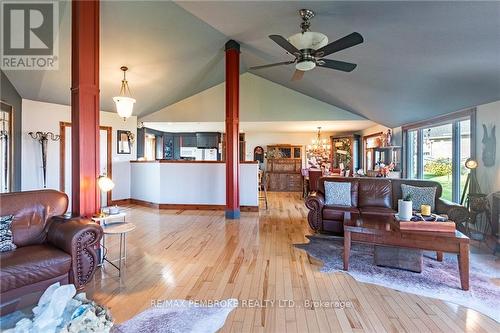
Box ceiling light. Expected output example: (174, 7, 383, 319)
(113, 66, 136, 120)
(296, 60, 316, 71)
(288, 31, 328, 51)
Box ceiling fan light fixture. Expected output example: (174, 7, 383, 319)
(296, 60, 316, 71)
(288, 31, 328, 51)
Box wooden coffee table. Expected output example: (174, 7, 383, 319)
(343, 213, 470, 290)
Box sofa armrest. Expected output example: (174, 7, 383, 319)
(47, 216, 103, 289)
(436, 198, 470, 232)
(305, 192, 325, 232)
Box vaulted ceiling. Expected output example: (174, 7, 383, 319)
(3, 1, 500, 128)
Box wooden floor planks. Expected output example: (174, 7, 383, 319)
(86, 192, 499, 332)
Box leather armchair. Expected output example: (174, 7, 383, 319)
(0, 190, 103, 314)
(47, 216, 102, 289)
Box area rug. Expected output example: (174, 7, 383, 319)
(295, 235, 500, 322)
(112, 299, 238, 333)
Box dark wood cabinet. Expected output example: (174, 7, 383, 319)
(266, 158, 302, 192)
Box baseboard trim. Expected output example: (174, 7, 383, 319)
(118, 198, 259, 212)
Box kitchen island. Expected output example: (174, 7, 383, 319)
(130, 160, 259, 210)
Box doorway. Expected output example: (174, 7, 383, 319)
(0, 101, 13, 193)
(59, 122, 112, 210)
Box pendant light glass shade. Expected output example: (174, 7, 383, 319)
(113, 96, 135, 119)
(113, 66, 135, 119)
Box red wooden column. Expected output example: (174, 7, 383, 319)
(71, 0, 100, 217)
(225, 40, 240, 219)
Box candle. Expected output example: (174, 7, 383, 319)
(421, 204, 431, 216)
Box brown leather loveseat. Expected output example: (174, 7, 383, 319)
(305, 177, 467, 234)
(0, 190, 103, 313)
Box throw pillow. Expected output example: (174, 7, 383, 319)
(401, 184, 437, 212)
(324, 181, 352, 206)
(0, 215, 16, 253)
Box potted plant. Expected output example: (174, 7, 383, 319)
(398, 194, 413, 221)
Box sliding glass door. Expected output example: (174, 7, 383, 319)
(404, 110, 475, 203)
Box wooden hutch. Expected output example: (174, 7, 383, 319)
(266, 144, 302, 192)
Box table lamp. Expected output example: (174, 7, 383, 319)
(97, 175, 115, 217)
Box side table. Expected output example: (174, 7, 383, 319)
(101, 222, 136, 276)
(92, 212, 127, 264)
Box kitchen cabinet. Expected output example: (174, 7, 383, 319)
(196, 133, 220, 148)
(180, 134, 197, 147)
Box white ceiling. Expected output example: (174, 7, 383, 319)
(3, 1, 500, 128)
(144, 120, 374, 133)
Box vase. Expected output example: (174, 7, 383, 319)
(398, 199, 413, 221)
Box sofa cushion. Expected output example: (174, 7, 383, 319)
(391, 179, 442, 209)
(358, 179, 392, 208)
(0, 215, 16, 253)
(401, 184, 437, 212)
(359, 207, 397, 216)
(318, 177, 359, 207)
(325, 181, 352, 206)
(0, 244, 71, 293)
(323, 206, 360, 221)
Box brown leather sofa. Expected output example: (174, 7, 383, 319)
(305, 177, 467, 234)
(0, 190, 103, 313)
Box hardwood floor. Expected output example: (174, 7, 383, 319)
(86, 192, 499, 332)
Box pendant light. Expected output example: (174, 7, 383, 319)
(113, 66, 135, 119)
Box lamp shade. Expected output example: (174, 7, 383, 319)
(288, 31, 328, 50)
(97, 176, 115, 192)
(113, 96, 136, 119)
(465, 158, 478, 170)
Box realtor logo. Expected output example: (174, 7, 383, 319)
(1, 1, 59, 70)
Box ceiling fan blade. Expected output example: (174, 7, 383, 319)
(317, 59, 357, 72)
(269, 35, 300, 55)
(313, 32, 363, 58)
(291, 70, 304, 81)
(249, 60, 295, 70)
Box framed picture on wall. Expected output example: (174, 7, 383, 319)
(117, 130, 131, 154)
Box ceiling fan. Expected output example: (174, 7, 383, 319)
(249, 9, 364, 81)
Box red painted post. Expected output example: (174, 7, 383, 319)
(225, 40, 240, 219)
(71, 0, 100, 217)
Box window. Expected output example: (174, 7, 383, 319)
(403, 109, 475, 203)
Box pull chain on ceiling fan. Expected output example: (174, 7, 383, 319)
(249, 9, 364, 81)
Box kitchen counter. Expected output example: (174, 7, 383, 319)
(130, 160, 259, 209)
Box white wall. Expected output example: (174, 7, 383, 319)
(130, 162, 258, 206)
(21, 99, 137, 201)
(476, 100, 500, 194)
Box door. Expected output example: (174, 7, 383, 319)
(60, 122, 112, 212)
(0, 102, 12, 193)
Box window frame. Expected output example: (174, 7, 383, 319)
(402, 108, 476, 203)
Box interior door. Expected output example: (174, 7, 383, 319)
(62, 124, 112, 212)
(99, 129, 108, 207)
